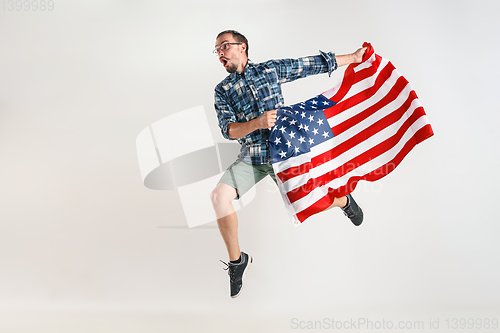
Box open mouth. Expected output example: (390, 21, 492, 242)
(220, 58, 228, 67)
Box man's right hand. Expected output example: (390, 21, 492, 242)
(227, 109, 277, 139)
(257, 110, 277, 129)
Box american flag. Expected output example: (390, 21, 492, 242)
(269, 42, 434, 225)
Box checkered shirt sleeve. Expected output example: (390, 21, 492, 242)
(214, 51, 337, 165)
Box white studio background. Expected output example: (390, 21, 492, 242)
(0, 0, 499, 332)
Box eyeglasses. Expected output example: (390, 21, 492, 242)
(213, 42, 242, 55)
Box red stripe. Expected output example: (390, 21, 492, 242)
(360, 42, 374, 63)
(329, 65, 354, 103)
(286, 106, 427, 204)
(331, 76, 409, 136)
(325, 52, 383, 105)
(295, 191, 336, 223)
(277, 60, 397, 183)
(288, 106, 426, 203)
(324, 61, 396, 119)
(351, 54, 383, 85)
(277, 81, 416, 184)
(285, 43, 435, 223)
(413, 122, 434, 143)
(295, 124, 434, 223)
(276, 162, 311, 183)
(351, 42, 375, 70)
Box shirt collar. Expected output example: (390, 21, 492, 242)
(228, 59, 254, 80)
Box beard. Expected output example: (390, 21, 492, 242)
(225, 62, 238, 73)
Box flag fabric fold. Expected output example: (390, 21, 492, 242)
(269, 42, 434, 225)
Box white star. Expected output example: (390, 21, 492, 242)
(311, 99, 318, 105)
(308, 115, 315, 122)
(322, 131, 329, 138)
(281, 116, 288, 121)
(309, 138, 315, 145)
(317, 118, 324, 126)
(294, 146, 300, 153)
(276, 115, 280, 121)
(301, 112, 306, 118)
(312, 128, 319, 135)
(304, 125, 309, 132)
(279, 126, 286, 133)
(274, 137, 281, 144)
(294, 110, 299, 114)
(322, 101, 330, 106)
(298, 136, 305, 143)
(311, 105, 317, 109)
(298, 123, 304, 130)
(289, 119, 297, 125)
(286, 140, 292, 148)
(299, 105, 305, 109)
(289, 131, 296, 138)
(279, 150, 287, 158)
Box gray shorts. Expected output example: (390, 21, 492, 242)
(218, 158, 277, 199)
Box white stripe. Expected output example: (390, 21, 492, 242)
(325, 115, 430, 190)
(289, 115, 429, 213)
(353, 52, 377, 73)
(322, 53, 381, 100)
(272, 63, 403, 173)
(327, 65, 401, 129)
(341, 58, 392, 101)
(273, 78, 417, 174)
(275, 174, 300, 226)
(322, 70, 346, 99)
(280, 95, 421, 192)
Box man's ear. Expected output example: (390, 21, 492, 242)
(241, 43, 246, 53)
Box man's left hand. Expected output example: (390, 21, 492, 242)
(335, 46, 368, 67)
(352, 47, 367, 63)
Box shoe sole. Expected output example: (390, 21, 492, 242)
(231, 255, 253, 299)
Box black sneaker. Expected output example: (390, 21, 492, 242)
(220, 252, 253, 298)
(342, 193, 363, 226)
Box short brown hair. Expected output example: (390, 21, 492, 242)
(217, 30, 249, 57)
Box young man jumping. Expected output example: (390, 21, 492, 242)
(211, 30, 366, 298)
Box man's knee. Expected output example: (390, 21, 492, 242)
(210, 183, 237, 206)
(210, 188, 221, 205)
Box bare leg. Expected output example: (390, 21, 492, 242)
(210, 183, 240, 261)
(324, 195, 348, 211)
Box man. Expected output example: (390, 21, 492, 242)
(211, 30, 366, 298)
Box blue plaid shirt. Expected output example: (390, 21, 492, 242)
(214, 50, 337, 165)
